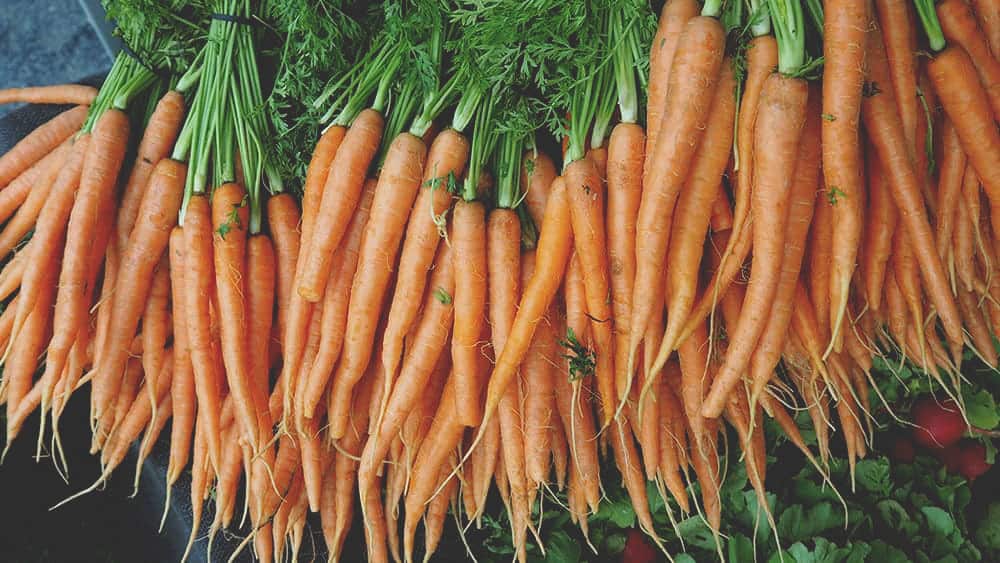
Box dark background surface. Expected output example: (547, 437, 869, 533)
(0, 0, 111, 118)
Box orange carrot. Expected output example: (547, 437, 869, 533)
(266, 194, 300, 343)
(141, 258, 171, 416)
(0, 142, 70, 256)
(824, 0, 869, 352)
(645, 0, 701, 178)
(650, 61, 736, 378)
(451, 198, 489, 427)
(0, 84, 97, 106)
(380, 128, 469, 391)
(0, 104, 87, 188)
(565, 157, 616, 422)
(115, 90, 185, 251)
(520, 252, 557, 489)
(356, 243, 454, 498)
(630, 16, 725, 378)
(971, 0, 1000, 57)
(703, 73, 808, 418)
(937, 0, 1000, 121)
(211, 182, 260, 451)
(935, 120, 966, 261)
(167, 228, 196, 488)
(0, 139, 68, 224)
(92, 158, 183, 422)
(182, 195, 223, 472)
(297, 109, 384, 302)
(607, 123, 644, 400)
(866, 27, 966, 364)
(521, 151, 557, 226)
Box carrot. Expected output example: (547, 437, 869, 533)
(266, 194, 300, 343)
(450, 198, 489, 427)
(657, 366, 690, 512)
(92, 158, 183, 422)
(166, 228, 196, 491)
(611, 416, 661, 542)
(959, 286, 998, 366)
(297, 109, 384, 302)
(892, 225, 926, 362)
(211, 182, 261, 452)
(823, 0, 869, 353)
(927, 48, 1000, 252)
(630, 16, 725, 380)
(649, 61, 736, 379)
(971, 0, 1000, 57)
(747, 91, 822, 404)
(380, 128, 469, 391)
(102, 352, 174, 473)
(876, 0, 919, 158)
(520, 252, 557, 489)
(866, 27, 966, 365)
(0, 104, 87, 188)
(679, 324, 722, 531)
(565, 157, 616, 422)
(357, 243, 454, 498)
(607, 123, 644, 401)
(246, 233, 276, 449)
(141, 258, 171, 420)
(0, 83, 97, 106)
(550, 409, 569, 490)
(955, 197, 976, 295)
(182, 195, 223, 473)
(0, 139, 68, 224)
(521, 151, 557, 226)
(936, 120, 966, 262)
(180, 419, 210, 563)
(557, 253, 601, 512)
(326, 132, 427, 438)
(295, 179, 376, 427)
(645, 0, 701, 178)
(702, 73, 808, 418)
(424, 463, 458, 561)
(2, 253, 58, 444)
(115, 90, 186, 252)
(486, 206, 531, 560)
(0, 142, 70, 256)
(937, 0, 1000, 121)
(861, 138, 897, 312)
(639, 293, 664, 479)
(401, 376, 465, 558)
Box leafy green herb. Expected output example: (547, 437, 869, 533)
(827, 186, 846, 205)
(559, 327, 596, 380)
(433, 286, 452, 305)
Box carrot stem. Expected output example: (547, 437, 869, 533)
(913, 0, 946, 51)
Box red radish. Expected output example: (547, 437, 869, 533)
(933, 444, 963, 473)
(911, 397, 966, 448)
(890, 436, 916, 464)
(955, 440, 992, 481)
(621, 528, 656, 563)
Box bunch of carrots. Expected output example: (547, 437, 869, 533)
(1, 0, 999, 561)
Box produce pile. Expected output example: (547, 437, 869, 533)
(0, 0, 998, 561)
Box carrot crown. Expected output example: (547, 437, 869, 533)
(747, 0, 773, 37)
(913, 0, 947, 52)
(611, 3, 655, 127)
(768, 0, 808, 75)
(461, 90, 499, 203)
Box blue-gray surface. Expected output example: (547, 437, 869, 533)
(0, 0, 111, 117)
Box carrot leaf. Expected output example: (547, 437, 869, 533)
(559, 327, 597, 381)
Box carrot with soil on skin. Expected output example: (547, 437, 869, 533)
(211, 182, 261, 452)
(0, 104, 87, 188)
(702, 33, 810, 418)
(823, 0, 868, 355)
(297, 109, 385, 302)
(0, 84, 97, 106)
(648, 60, 736, 381)
(746, 88, 822, 406)
(357, 243, 454, 503)
(91, 157, 183, 423)
(182, 194, 223, 473)
(645, 0, 701, 178)
(0, 142, 70, 257)
(864, 25, 966, 365)
(380, 128, 469, 391)
(936, 0, 1000, 121)
(629, 15, 726, 385)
